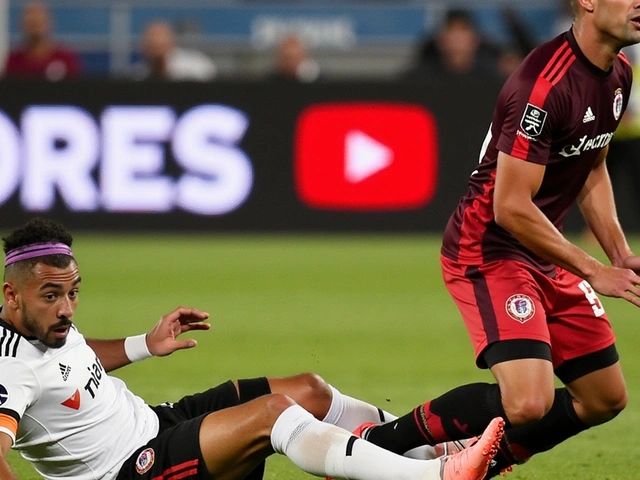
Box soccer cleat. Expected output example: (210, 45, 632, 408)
(440, 417, 505, 480)
(352, 421, 377, 439)
(434, 439, 469, 458)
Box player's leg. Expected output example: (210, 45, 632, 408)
(480, 270, 626, 475)
(266, 373, 451, 461)
(266, 373, 396, 428)
(565, 360, 627, 424)
(195, 393, 504, 480)
(364, 259, 556, 454)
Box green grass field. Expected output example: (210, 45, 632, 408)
(7, 234, 640, 479)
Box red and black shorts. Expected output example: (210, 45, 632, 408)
(116, 378, 270, 480)
(441, 256, 617, 381)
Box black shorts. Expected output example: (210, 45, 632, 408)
(116, 378, 270, 480)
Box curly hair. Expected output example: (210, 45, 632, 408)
(3, 218, 75, 272)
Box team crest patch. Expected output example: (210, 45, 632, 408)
(520, 103, 548, 137)
(613, 88, 624, 120)
(505, 294, 535, 324)
(135, 448, 155, 475)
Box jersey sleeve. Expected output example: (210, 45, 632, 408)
(496, 69, 564, 165)
(0, 358, 39, 445)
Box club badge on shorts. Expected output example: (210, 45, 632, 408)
(505, 294, 535, 324)
(135, 448, 155, 475)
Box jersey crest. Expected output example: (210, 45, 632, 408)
(613, 88, 624, 120)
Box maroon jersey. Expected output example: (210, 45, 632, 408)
(4, 45, 81, 80)
(441, 29, 632, 275)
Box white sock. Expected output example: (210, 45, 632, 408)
(271, 404, 443, 480)
(322, 385, 394, 431)
(323, 385, 441, 460)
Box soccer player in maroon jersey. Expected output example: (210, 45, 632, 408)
(357, 0, 640, 477)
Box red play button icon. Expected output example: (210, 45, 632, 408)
(294, 103, 438, 210)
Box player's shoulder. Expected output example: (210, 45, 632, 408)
(501, 33, 571, 93)
(614, 51, 634, 82)
(0, 321, 23, 359)
(519, 32, 571, 78)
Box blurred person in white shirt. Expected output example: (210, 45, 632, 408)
(138, 20, 216, 81)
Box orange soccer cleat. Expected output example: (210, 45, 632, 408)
(441, 417, 505, 480)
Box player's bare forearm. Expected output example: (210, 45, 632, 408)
(494, 151, 603, 279)
(495, 194, 602, 278)
(495, 152, 640, 305)
(85, 338, 132, 372)
(578, 152, 634, 266)
(0, 435, 18, 480)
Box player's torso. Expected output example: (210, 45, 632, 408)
(1, 324, 158, 479)
(442, 30, 631, 269)
(15, 328, 114, 447)
(504, 58, 626, 212)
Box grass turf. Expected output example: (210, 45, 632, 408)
(7, 234, 640, 479)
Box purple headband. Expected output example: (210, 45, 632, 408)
(5, 242, 74, 267)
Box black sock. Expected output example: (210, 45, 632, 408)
(489, 388, 589, 473)
(366, 383, 509, 454)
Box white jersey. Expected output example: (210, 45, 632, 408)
(0, 318, 159, 479)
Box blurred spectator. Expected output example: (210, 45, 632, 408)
(137, 20, 217, 81)
(268, 35, 320, 83)
(403, 9, 501, 79)
(497, 8, 538, 77)
(3, 1, 82, 80)
(404, 8, 537, 80)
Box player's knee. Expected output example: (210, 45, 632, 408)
(264, 393, 298, 421)
(285, 372, 332, 419)
(582, 388, 628, 425)
(504, 393, 553, 425)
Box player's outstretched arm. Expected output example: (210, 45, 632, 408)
(86, 307, 210, 372)
(0, 433, 19, 480)
(145, 306, 210, 357)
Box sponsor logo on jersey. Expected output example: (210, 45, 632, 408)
(84, 355, 105, 399)
(59, 363, 71, 381)
(61, 389, 81, 410)
(583, 107, 595, 123)
(0, 384, 8, 405)
(520, 103, 548, 137)
(135, 448, 155, 474)
(613, 88, 624, 120)
(559, 132, 615, 158)
(505, 294, 535, 324)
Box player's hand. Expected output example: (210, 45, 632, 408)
(146, 306, 210, 357)
(621, 254, 640, 273)
(587, 263, 640, 308)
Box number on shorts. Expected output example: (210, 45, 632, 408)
(578, 280, 605, 317)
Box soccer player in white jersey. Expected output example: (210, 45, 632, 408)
(0, 218, 504, 480)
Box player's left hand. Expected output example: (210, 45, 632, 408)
(146, 306, 211, 357)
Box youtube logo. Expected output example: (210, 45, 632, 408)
(294, 103, 438, 210)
